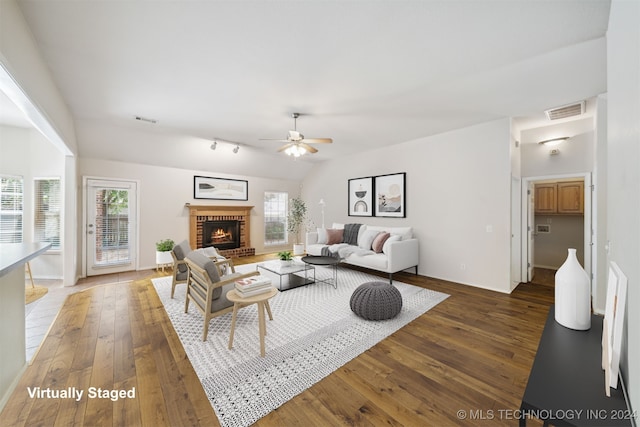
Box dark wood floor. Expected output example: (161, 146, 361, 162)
(1, 254, 554, 426)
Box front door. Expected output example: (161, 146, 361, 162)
(86, 178, 137, 276)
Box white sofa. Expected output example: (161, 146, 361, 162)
(305, 223, 419, 283)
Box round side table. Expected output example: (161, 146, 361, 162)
(226, 287, 278, 357)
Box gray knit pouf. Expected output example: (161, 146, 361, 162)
(350, 281, 403, 320)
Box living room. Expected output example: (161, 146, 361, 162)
(0, 0, 637, 425)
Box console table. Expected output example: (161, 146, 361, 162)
(520, 306, 633, 426)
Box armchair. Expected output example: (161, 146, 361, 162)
(184, 251, 260, 341)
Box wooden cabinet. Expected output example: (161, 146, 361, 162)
(534, 181, 584, 215)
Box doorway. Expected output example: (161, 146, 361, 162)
(84, 178, 138, 276)
(521, 173, 592, 286)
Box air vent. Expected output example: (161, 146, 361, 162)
(545, 101, 585, 121)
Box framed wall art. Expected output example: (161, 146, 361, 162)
(602, 261, 628, 395)
(374, 172, 406, 217)
(348, 177, 374, 216)
(194, 176, 248, 201)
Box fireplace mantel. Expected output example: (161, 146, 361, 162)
(188, 205, 255, 257)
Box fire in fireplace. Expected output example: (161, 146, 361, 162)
(202, 220, 240, 250)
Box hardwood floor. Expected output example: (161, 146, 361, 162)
(1, 255, 554, 426)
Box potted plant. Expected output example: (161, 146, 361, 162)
(155, 238, 175, 269)
(287, 197, 307, 255)
(277, 250, 293, 265)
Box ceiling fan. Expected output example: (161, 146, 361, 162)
(260, 113, 332, 157)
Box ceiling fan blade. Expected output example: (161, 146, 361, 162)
(300, 142, 318, 153)
(301, 138, 333, 144)
(259, 138, 289, 142)
(277, 143, 295, 152)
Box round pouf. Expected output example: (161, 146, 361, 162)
(350, 281, 402, 320)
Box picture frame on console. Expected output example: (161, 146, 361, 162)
(348, 177, 374, 217)
(374, 172, 406, 218)
(194, 175, 248, 201)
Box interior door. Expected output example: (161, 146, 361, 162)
(86, 179, 137, 276)
(527, 181, 535, 281)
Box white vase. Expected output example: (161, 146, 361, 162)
(554, 248, 591, 330)
(293, 243, 305, 256)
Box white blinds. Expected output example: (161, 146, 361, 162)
(0, 176, 24, 243)
(34, 178, 61, 249)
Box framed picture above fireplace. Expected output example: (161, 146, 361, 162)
(194, 176, 248, 201)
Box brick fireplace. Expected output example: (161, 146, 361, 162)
(188, 205, 255, 257)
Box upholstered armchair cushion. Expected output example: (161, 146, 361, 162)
(172, 240, 193, 274)
(186, 250, 225, 299)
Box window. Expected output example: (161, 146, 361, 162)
(264, 191, 288, 246)
(0, 176, 24, 243)
(34, 178, 61, 249)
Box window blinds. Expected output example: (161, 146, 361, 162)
(34, 178, 61, 249)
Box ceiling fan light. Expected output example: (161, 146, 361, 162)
(285, 145, 307, 157)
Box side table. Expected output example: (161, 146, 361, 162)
(226, 287, 279, 357)
(301, 256, 340, 289)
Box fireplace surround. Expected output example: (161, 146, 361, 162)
(188, 205, 255, 257)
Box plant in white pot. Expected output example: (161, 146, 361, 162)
(287, 197, 307, 255)
(155, 238, 175, 270)
(277, 250, 293, 266)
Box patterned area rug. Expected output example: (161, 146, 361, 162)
(152, 264, 448, 427)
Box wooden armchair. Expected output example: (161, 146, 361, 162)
(184, 251, 260, 341)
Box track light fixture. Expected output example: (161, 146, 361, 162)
(210, 140, 217, 150)
(233, 145, 240, 154)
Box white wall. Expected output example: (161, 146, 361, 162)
(0, 125, 65, 279)
(607, 0, 639, 414)
(0, 0, 78, 286)
(78, 158, 302, 271)
(520, 122, 594, 177)
(303, 119, 513, 293)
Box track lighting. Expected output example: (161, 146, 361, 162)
(233, 145, 240, 154)
(210, 141, 217, 150)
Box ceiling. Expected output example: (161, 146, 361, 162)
(8, 0, 610, 178)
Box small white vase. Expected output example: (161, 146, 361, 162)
(554, 248, 591, 330)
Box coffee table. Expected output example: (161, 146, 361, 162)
(256, 260, 315, 291)
(301, 256, 340, 289)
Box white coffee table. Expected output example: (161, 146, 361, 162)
(256, 260, 315, 291)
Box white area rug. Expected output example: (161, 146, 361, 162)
(152, 264, 448, 427)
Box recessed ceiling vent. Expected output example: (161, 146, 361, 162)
(545, 101, 586, 121)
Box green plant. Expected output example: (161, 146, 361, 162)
(155, 239, 175, 252)
(277, 251, 292, 261)
(287, 197, 308, 244)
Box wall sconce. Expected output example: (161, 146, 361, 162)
(538, 137, 569, 146)
(233, 145, 240, 154)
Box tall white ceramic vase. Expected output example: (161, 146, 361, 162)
(554, 248, 591, 330)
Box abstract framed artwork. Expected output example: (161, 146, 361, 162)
(374, 172, 406, 217)
(194, 176, 248, 200)
(602, 261, 628, 395)
(348, 177, 374, 217)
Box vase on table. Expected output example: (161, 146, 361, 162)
(554, 248, 591, 330)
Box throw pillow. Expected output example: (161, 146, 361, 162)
(372, 232, 391, 253)
(317, 228, 328, 244)
(326, 228, 344, 245)
(359, 229, 381, 250)
(382, 235, 402, 254)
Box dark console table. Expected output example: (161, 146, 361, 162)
(520, 306, 634, 426)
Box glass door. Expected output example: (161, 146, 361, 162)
(86, 179, 137, 276)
